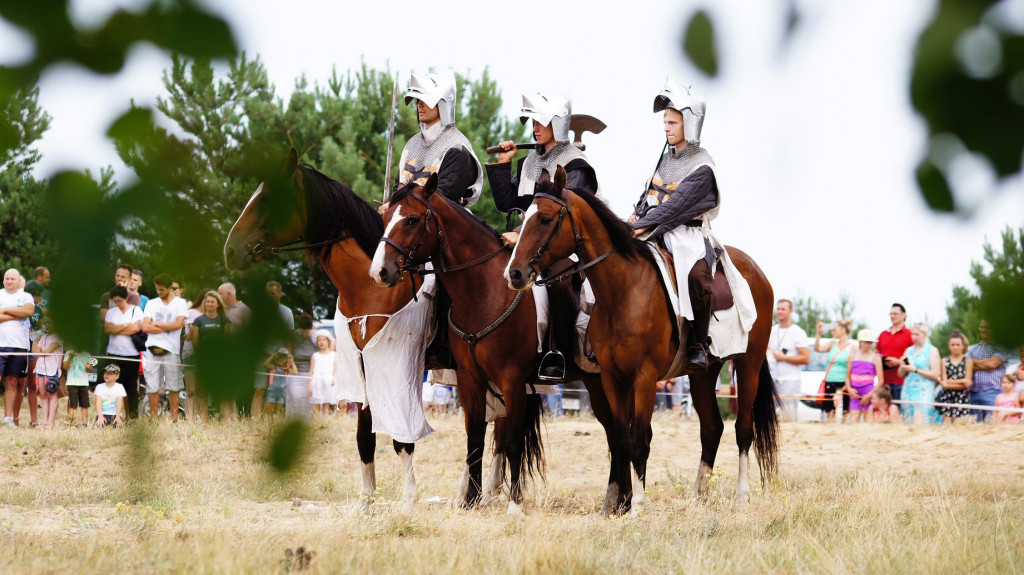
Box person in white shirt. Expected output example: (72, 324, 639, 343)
(1, 269, 35, 427)
(103, 285, 144, 420)
(141, 273, 188, 422)
(766, 298, 810, 421)
(93, 363, 127, 427)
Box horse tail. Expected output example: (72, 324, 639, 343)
(752, 359, 780, 482)
(520, 393, 546, 482)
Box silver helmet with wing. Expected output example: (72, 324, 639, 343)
(405, 70, 457, 127)
(519, 92, 571, 143)
(653, 79, 705, 145)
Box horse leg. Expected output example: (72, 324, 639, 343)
(582, 373, 619, 516)
(602, 378, 634, 516)
(482, 416, 506, 506)
(356, 405, 376, 510)
(501, 386, 528, 516)
(731, 358, 758, 506)
(392, 440, 417, 510)
(688, 373, 724, 503)
(629, 373, 658, 518)
(457, 376, 488, 509)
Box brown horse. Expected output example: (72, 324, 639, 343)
(224, 149, 429, 509)
(369, 173, 617, 514)
(505, 166, 779, 514)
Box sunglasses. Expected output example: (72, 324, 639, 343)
(171, 285, 181, 290)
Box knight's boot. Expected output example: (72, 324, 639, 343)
(539, 278, 577, 382)
(686, 260, 713, 372)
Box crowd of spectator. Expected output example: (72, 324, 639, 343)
(766, 299, 1024, 425)
(3, 263, 1021, 428)
(0, 264, 364, 428)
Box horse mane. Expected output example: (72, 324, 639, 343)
(535, 181, 652, 264)
(297, 164, 383, 259)
(392, 180, 503, 242)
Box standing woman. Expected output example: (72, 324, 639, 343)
(102, 285, 144, 420)
(190, 290, 231, 423)
(898, 322, 942, 425)
(180, 287, 206, 422)
(286, 313, 316, 420)
(937, 331, 973, 424)
(815, 318, 855, 421)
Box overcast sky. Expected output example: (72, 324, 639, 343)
(4, 0, 1023, 331)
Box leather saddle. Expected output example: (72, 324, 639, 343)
(657, 246, 733, 313)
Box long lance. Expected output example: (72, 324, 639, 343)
(383, 75, 399, 203)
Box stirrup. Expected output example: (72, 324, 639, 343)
(538, 350, 567, 382)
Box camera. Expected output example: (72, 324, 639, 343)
(819, 322, 834, 333)
(902, 357, 910, 366)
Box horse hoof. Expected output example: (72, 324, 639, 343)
(507, 501, 525, 516)
(734, 492, 750, 508)
(358, 497, 373, 513)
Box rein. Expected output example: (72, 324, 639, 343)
(528, 192, 614, 286)
(247, 233, 352, 260)
(448, 289, 524, 347)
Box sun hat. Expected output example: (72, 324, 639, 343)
(313, 329, 334, 343)
(856, 329, 876, 343)
(104, 363, 121, 374)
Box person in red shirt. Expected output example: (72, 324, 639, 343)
(877, 303, 913, 415)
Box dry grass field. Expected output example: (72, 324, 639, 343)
(1, 410, 1022, 574)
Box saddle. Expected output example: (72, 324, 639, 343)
(657, 246, 733, 313)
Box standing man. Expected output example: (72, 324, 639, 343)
(381, 70, 483, 211)
(129, 269, 149, 310)
(141, 273, 188, 423)
(966, 319, 1014, 422)
(252, 280, 296, 416)
(488, 91, 600, 380)
(99, 264, 139, 318)
(877, 303, 913, 413)
(218, 282, 250, 330)
(1, 269, 34, 427)
(766, 299, 810, 421)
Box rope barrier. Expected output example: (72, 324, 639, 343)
(6, 351, 1023, 414)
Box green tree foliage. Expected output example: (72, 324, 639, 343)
(115, 57, 528, 319)
(791, 291, 867, 340)
(0, 87, 55, 272)
(932, 226, 1023, 350)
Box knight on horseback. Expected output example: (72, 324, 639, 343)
(486, 92, 600, 381)
(382, 69, 483, 211)
(377, 70, 484, 369)
(628, 79, 751, 372)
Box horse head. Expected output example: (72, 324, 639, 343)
(369, 172, 441, 287)
(505, 165, 574, 291)
(224, 148, 308, 271)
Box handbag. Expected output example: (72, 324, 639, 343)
(130, 307, 148, 352)
(813, 348, 844, 409)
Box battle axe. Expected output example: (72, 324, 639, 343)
(485, 114, 607, 154)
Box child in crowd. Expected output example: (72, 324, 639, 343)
(995, 374, 1022, 425)
(264, 347, 297, 418)
(844, 329, 883, 423)
(870, 385, 898, 423)
(63, 350, 96, 426)
(32, 315, 63, 429)
(308, 330, 336, 423)
(93, 364, 126, 427)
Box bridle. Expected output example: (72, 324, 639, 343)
(381, 191, 507, 276)
(524, 192, 614, 286)
(246, 233, 352, 262)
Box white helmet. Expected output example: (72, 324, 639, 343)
(653, 79, 705, 145)
(405, 70, 457, 127)
(519, 92, 571, 143)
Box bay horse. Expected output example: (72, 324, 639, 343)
(369, 173, 617, 515)
(224, 149, 428, 509)
(505, 166, 779, 513)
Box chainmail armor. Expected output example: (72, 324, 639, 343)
(400, 125, 477, 184)
(517, 142, 586, 197)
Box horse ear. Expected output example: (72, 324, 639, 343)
(554, 165, 567, 194)
(538, 171, 551, 185)
(285, 148, 299, 175)
(424, 172, 439, 197)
